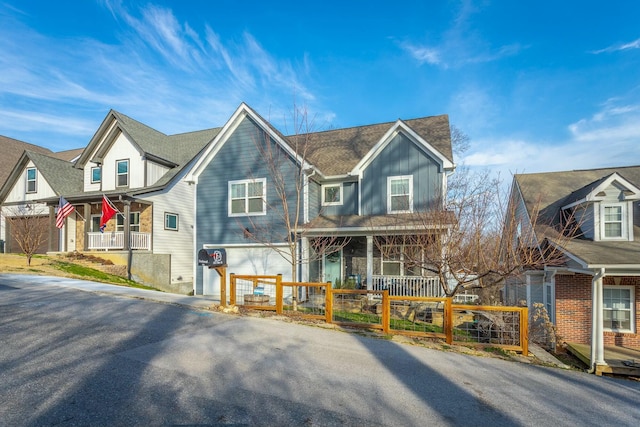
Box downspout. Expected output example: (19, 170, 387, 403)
(588, 267, 606, 374)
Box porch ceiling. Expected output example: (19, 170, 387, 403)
(304, 212, 455, 236)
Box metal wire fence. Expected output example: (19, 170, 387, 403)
(227, 274, 528, 353)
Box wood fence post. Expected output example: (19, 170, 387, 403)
(326, 284, 333, 324)
(445, 298, 453, 344)
(276, 274, 283, 314)
(382, 290, 390, 334)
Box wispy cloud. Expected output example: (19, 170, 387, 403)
(399, 2, 523, 68)
(0, 1, 326, 150)
(463, 97, 640, 177)
(591, 38, 640, 54)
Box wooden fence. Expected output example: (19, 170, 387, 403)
(229, 274, 528, 354)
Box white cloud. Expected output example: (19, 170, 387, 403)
(462, 98, 640, 178)
(591, 38, 640, 54)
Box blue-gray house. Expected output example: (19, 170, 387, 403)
(186, 103, 455, 297)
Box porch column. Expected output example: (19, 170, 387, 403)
(123, 201, 131, 250)
(591, 268, 606, 369)
(48, 205, 56, 252)
(366, 235, 373, 291)
(83, 203, 91, 250)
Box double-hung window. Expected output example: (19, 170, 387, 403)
(602, 203, 625, 239)
(387, 175, 413, 213)
(229, 178, 266, 216)
(26, 167, 37, 193)
(603, 286, 634, 332)
(116, 159, 129, 187)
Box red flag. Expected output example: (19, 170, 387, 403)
(55, 196, 75, 229)
(100, 195, 118, 232)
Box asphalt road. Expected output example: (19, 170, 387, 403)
(1, 274, 639, 426)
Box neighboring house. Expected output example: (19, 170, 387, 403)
(187, 103, 455, 298)
(0, 135, 56, 251)
(0, 110, 220, 293)
(504, 166, 640, 369)
(0, 151, 83, 254)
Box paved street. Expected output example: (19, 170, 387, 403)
(1, 274, 639, 426)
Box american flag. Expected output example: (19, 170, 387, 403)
(55, 196, 74, 229)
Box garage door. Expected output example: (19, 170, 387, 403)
(202, 245, 292, 298)
(5, 215, 58, 254)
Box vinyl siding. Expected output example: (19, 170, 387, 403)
(144, 168, 196, 286)
(360, 132, 442, 216)
(310, 181, 358, 216)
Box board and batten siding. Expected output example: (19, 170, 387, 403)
(195, 116, 303, 291)
(93, 133, 144, 191)
(309, 180, 359, 217)
(360, 133, 442, 216)
(146, 161, 170, 186)
(145, 172, 197, 286)
(5, 161, 57, 203)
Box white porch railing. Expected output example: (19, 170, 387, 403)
(371, 275, 443, 297)
(87, 232, 151, 250)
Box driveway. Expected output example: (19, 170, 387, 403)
(1, 274, 639, 426)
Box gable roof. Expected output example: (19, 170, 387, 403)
(292, 115, 454, 177)
(514, 165, 640, 269)
(51, 148, 84, 162)
(76, 110, 221, 170)
(0, 150, 83, 202)
(0, 135, 53, 189)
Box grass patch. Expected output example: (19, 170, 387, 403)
(333, 310, 382, 324)
(51, 260, 160, 291)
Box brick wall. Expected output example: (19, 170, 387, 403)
(555, 273, 640, 349)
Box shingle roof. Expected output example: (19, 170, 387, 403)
(0, 135, 52, 189)
(113, 111, 221, 167)
(305, 212, 456, 234)
(51, 148, 84, 162)
(515, 165, 640, 267)
(286, 115, 453, 176)
(27, 151, 84, 196)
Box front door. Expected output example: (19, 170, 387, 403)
(323, 249, 342, 288)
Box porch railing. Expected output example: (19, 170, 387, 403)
(371, 275, 443, 297)
(87, 231, 151, 250)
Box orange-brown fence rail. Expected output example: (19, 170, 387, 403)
(227, 275, 528, 354)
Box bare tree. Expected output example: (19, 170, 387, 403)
(2, 204, 50, 265)
(375, 128, 582, 301)
(236, 105, 349, 308)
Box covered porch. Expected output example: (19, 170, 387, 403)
(305, 235, 445, 298)
(566, 342, 640, 377)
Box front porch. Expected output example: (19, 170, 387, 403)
(565, 342, 640, 377)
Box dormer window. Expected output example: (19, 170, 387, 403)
(26, 167, 37, 193)
(601, 203, 626, 240)
(116, 159, 129, 187)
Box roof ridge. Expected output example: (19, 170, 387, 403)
(285, 114, 447, 138)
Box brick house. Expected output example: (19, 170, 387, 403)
(504, 166, 640, 370)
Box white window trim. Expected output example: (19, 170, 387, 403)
(228, 178, 267, 217)
(603, 285, 635, 333)
(600, 202, 627, 240)
(26, 167, 37, 193)
(321, 183, 343, 206)
(164, 212, 179, 231)
(387, 175, 413, 214)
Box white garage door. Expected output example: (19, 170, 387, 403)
(202, 245, 292, 298)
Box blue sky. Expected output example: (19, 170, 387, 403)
(1, 0, 639, 177)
